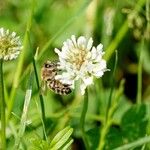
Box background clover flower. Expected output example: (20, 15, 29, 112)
(0, 27, 22, 61)
(55, 35, 108, 95)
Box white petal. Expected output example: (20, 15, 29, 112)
(83, 76, 93, 86)
(87, 38, 93, 51)
(70, 81, 75, 89)
(11, 32, 16, 38)
(71, 35, 77, 46)
(93, 71, 104, 77)
(86, 51, 91, 59)
(54, 48, 61, 54)
(1, 28, 4, 36)
(91, 47, 97, 60)
(99, 60, 107, 69)
(77, 36, 87, 49)
(92, 60, 107, 77)
(6, 29, 9, 35)
(66, 39, 74, 50)
(97, 43, 103, 51)
(80, 82, 86, 95)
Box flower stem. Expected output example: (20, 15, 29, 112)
(27, 31, 47, 140)
(80, 88, 90, 150)
(106, 51, 118, 121)
(32, 56, 47, 140)
(136, 40, 143, 104)
(113, 135, 150, 150)
(97, 80, 125, 150)
(0, 59, 6, 150)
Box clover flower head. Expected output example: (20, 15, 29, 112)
(55, 35, 108, 95)
(0, 27, 23, 61)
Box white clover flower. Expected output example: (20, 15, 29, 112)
(55, 35, 108, 95)
(0, 27, 23, 61)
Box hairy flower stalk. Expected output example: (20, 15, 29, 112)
(0, 28, 22, 60)
(55, 35, 108, 95)
(0, 27, 22, 150)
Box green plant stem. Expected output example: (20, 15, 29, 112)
(6, 5, 33, 124)
(106, 51, 118, 121)
(26, 31, 47, 140)
(0, 59, 6, 150)
(80, 88, 90, 150)
(97, 80, 125, 150)
(113, 136, 150, 150)
(146, 0, 150, 38)
(136, 40, 143, 104)
(32, 56, 47, 140)
(105, 0, 146, 61)
(14, 71, 33, 149)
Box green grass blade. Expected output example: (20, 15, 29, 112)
(113, 136, 150, 150)
(136, 40, 144, 104)
(50, 126, 73, 148)
(106, 51, 118, 121)
(6, 3, 34, 123)
(14, 71, 33, 149)
(62, 139, 73, 150)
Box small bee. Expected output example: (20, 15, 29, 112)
(41, 61, 72, 95)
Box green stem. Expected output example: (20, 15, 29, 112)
(97, 80, 125, 150)
(26, 30, 47, 140)
(80, 88, 90, 150)
(6, 4, 33, 124)
(32, 57, 47, 140)
(0, 59, 6, 150)
(136, 40, 143, 104)
(14, 71, 33, 149)
(113, 136, 150, 150)
(106, 51, 118, 121)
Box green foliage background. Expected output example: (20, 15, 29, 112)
(0, 0, 150, 149)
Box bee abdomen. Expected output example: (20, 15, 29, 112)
(41, 60, 72, 95)
(47, 80, 72, 95)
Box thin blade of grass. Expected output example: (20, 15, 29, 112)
(27, 31, 47, 140)
(98, 79, 125, 150)
(136, 39, 144, 104)
(14, 71, 33, 149)
(6, 2, 34, 123)
(50, 127, 73, 150)
(113, 136, 150, 150)
(61, 139, 74, 150)
(106, 50, 118, 121)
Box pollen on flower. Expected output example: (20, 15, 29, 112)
(54, 35, 108, 95)
(0, 27, 23, 61)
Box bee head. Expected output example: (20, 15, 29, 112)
(44, 61, 53, 68)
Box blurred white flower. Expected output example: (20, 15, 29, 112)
(55, 35, 108, 95)
(0, 27, 23, 61)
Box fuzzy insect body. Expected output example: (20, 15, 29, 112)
(41, 61, 71, 95)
